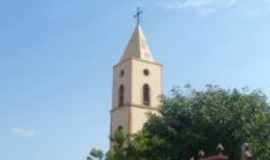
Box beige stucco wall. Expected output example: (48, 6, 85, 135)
(130, 59, 163, 108)
(110, 25, 164, 137)
(112, 60, 132, 109)
(129, 107, 158, 134)
(111, 58, 162, 135)
(111, 107, 129, 134)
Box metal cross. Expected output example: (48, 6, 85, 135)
(134, 7, 143, 25)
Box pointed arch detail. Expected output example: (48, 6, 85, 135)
(118, 84, 124, 107)
(143, 84, 151, 106)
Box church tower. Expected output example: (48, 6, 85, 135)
(110, 23, 163, 135)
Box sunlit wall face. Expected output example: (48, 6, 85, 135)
(1, 0, 270, 160)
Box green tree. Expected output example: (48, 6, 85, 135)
(106, 127, 129, 160)
(141, 85, 270, 160)
(87, 148, 104, 160)
(88, 86, 270, 160)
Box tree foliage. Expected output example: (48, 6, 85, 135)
(87, 148, 104, 160)
(89, 86, 270, 160)
(106, 128, 129, 160)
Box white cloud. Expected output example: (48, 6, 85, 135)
(12, 128, 35, 137)
(159, 0, 239, 14)
(240, 8, 261, 17)
(177, 0, 237, 8)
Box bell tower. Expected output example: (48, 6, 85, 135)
(110, 22, 163, 135)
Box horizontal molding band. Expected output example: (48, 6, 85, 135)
(111, 103, 160, 112)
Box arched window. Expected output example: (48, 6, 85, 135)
(118, 126, 123, 131)
(143, 84, 150, 106)
(118, 85, 124, 107)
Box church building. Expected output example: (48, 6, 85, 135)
(110, 23, 163, 135)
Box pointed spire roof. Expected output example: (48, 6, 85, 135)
(120, 25, 155, 62)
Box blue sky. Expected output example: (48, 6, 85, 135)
(1, 0, 270, 160)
